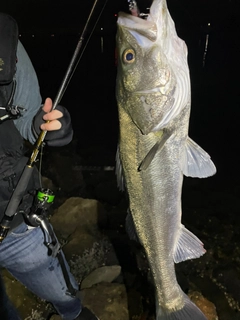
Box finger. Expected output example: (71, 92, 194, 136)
(41, 119, 62, 131)
(43, 109, 63, 121)
(42, 97, 53, 114)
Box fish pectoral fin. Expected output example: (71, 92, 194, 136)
(173, 224, 206, 263)
(138, 131, 171, 171)
(181, 137, 216, 178)
(115, 144, 125, 191)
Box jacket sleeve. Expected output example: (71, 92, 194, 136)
(13, 40, 42, 144)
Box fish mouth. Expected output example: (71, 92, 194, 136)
(117, 11, 158, 42)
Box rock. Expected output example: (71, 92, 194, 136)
(50, 197, 107, 239)
(63, 231, 100, 259)
(2, 269, 48, 320)
(212, 264, 240, 303)
(50, 197, 109, 259)
(189, 290, 218, 320)
(2, 142, 240, 320)
(41, 176, 56, 191)
(80, 265, 122, 289)
(80, 282, 129, 320)
(190, 276, 239, 320)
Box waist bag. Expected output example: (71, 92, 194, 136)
(0, 12, 18, 85)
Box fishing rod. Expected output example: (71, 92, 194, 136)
(31, 0, 108, 166)
(0, 0, 108, 242)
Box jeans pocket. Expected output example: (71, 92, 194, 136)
(10, 222, 37, 238)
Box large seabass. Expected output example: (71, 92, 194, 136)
(115, 0, 216, 319)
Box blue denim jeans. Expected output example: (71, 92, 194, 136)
(0, 222, 81, 320)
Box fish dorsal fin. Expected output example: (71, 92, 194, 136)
(138, 131, 171, 171)
(173, 224, 206, 263)
(181, 137, 216, 178)
(115, 144, 125, 191)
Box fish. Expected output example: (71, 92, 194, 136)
(115, 0, 216, 319)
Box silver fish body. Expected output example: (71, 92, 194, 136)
(115, 1, 216, 319)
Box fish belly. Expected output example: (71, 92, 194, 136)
(118, 106, 185, 311)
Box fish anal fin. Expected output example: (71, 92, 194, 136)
(181, 137, 216, 178)
(173, 225, 206, 263)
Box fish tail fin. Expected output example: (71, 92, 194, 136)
(156, 293, 207, 320)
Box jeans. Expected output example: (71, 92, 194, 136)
(0, 222, 81, 320)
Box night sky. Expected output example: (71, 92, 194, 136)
(1, 0, 239, 32)
(1, 0, 240, 185)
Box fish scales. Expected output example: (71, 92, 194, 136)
(116, 0, 216, 319)
(119, 104, 189, 306)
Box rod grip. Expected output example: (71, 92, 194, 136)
(4, 165, 33, 217)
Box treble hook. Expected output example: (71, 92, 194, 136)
(128, 0, 149, 18)
(128, 0, 140, 16)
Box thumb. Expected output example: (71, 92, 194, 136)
(42, 97, 53, 113)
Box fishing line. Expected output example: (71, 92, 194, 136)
(29, 0, 109, 168)
(36, 0, 109, 181)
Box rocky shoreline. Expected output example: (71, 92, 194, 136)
(2, 139, 240, 320)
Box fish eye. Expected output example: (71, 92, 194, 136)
(123, 49, 135, 64)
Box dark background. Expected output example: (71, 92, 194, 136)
(1, 0, 240, 186)
(1, 2, 240, 318)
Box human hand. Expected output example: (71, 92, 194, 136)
(40, 97, 62, 131)
(33, 97, 73, 147)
